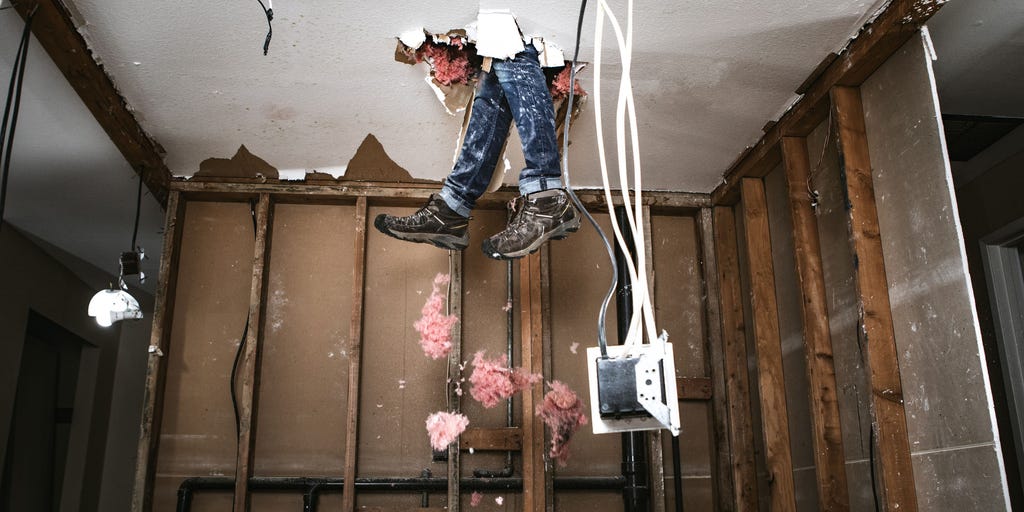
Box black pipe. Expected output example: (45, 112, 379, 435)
(671, 435, 684, 512)
(177, 475, 627, 512)
(613, 205, 651, 512)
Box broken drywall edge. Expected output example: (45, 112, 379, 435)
(277, 169, 308, 181)
(194, 144, 279, 179)
(474, 9, 525, 60)
(399, 28, 427, 49)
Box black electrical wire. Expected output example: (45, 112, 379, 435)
(130, 174, 143, 251)
(256, 0, 274, 55)
(230, 200, 259, 440)
(0, 7, 37, 234)
(856, 316, 882, 512)
(561, 0, 617, 358)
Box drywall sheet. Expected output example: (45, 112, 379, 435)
(549, 212, 624, 511)
(153, 202, 255, 511)
(650, 213, 714, 511)
(355, 205, 453, 509)
(249, 204, 357, 511)
(861, 36, 1009, 510)
(763, 165, 818, 512)
(145, 200, 711, 510)
(458, 208, 523, 511)
(807, 116, 876, 511)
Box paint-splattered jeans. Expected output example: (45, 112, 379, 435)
(439, 45, 563, 218)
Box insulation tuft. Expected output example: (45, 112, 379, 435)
(468, 350, 541, 408)
(470, 491, 483, 507)
(535, 380, 588, 466)
(549, 66, 587, 100)
(425, 411, 469, 451)
(414, 273, 459, 359)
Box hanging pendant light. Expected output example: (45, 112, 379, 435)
(89, 177, 146, 327)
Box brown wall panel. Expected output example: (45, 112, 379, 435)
(152, 202, 255, 511)
(650, 213, 714, 511)
(253, 204, 356, 478)
(145, 198, 711, 509)
(356, 205, 454, 509)
(549, 213, 621, 482)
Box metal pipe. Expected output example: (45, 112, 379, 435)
(176, 475, 628, 512)
(614, 205, 651, 512)
(671, 435, 684, 512)
(474, 218, 517, 478)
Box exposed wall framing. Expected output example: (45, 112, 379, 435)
(710, 0, 945, 205)
(133, 181, 716, 511)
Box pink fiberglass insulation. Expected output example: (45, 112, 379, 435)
(468, 350, 542, 408)
(535, 380, 588, 466)
(416, 41, 478, 86)
(425, 411, 470, 451)
(550, 66, 586, 100)
(414, 273, 459, 360)
(470, 491, 483, 507)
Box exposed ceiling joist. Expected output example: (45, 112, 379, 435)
(13, 0, 171, 207)
(711, 0, 947, 205)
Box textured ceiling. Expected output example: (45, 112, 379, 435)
(27, 0, 1017, 291)
(70, 0, 884, 192)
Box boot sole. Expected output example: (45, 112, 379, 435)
(484, 215, 581, 260)
(374, 215, 469, 251)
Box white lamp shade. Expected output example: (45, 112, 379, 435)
(88, 289, 143, 327)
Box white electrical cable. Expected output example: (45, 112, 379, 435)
(594, 0, 661, 349)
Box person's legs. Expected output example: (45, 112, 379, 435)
(481, 46, 579, 260)
(438, 66, 514, 217)
(492, 45, 564, 195)
(375, 45, 578, 257)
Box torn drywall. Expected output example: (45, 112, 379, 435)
(342, 134, 436, 183)
(194, 145, 278, 179)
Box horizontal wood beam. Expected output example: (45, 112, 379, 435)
(677, 377, 713, 401)
(170, 179, 711, 210)
(13, 0, 172, 206)
(460, 427, 523, 451)
(711, 0, 945, 205)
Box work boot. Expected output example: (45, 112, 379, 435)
(374, 194, 470, 250)
(482, 189, 580, 260)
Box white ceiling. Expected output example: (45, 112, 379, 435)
(67, 0, 884, 192)
(16, 0, 1020, 290)
(928, 0, 1024, 118)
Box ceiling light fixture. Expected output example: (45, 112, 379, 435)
(88, 177, 147, 327)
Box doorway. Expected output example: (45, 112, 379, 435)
(1, 312, 88, 511)
(982, 219, 1024, 500)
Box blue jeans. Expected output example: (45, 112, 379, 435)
(439, 45, 563, 218)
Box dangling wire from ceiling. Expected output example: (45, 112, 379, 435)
(256, 0, 274, 55)
(593, 0, 662, 350)
(0, 6, 38, 235)
(562, 0, 621, 359)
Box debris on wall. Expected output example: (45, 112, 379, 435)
(470, 491, 483, 507)
(414, 273, 459, 360)
(194, 144, 279, 179)
(468, 350, 542, 408)
(536, 380, 588, 466)
(425, 411, 470, 451)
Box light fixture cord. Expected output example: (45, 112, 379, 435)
(256, 0, 274, 55)
(0, 6, 37, 235)
(131, 173, 143, 251)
